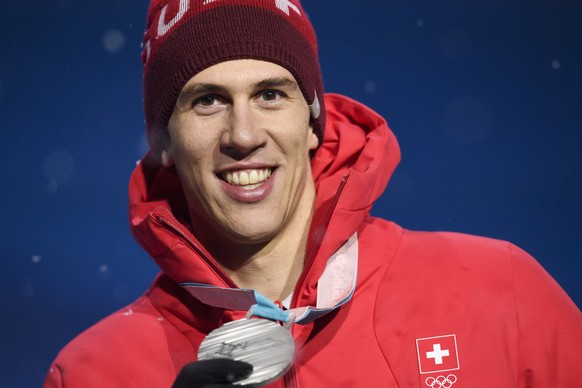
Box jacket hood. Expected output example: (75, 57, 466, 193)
(128, 93, 400, 300)
(311, 94, 400, 214)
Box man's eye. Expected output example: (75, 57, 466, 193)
(194, 95, 219, 107)
(261, 90, 282, 102)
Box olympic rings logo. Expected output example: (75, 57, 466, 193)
(425, 374, 457, 388)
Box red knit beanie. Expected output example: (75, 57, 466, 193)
(142, 0, 325, 157)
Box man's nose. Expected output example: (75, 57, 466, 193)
(220, 102, 268, 157)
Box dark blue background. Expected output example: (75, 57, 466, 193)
(1, 1, 580, 386)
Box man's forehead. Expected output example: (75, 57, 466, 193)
(179, 60, 300, 93)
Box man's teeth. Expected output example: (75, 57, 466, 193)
(224, 168, 272, 187)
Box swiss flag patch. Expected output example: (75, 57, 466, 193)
(416, 334, 460, 374)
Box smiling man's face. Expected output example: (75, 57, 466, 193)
(162, 59, 319, 251)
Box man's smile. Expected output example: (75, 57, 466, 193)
(222, 168, 274, 190)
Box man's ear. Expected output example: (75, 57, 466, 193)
(308, 125, 319, 151)
(161, 149, 174, 167)
(158, 129, 175, 167)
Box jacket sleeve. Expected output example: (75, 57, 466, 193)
(510, 243, 582, 387)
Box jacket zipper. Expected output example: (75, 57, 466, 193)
(283, 174, 350, 388)
(154, 213, 238, 288)
(289, 174, 350, 309)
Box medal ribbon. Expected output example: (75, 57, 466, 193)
(250, 291, 292, 323)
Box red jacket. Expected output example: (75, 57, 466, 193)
(45, 94, 582, 387)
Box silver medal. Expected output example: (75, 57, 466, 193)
(197, 317, 295, 386)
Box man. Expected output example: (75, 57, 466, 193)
(45, 1, 582, 387)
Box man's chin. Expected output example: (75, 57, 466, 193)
(225, 228, 278, 246)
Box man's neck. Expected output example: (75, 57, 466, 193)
(195, 189, 315, 301)
(223, 242, 306, 301)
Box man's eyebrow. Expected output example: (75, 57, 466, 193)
(178, 83, 227, 103)
(255, 77, 299, 90)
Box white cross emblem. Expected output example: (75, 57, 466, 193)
(426, 344, 450, 365)
(416, 334, 460, 375)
